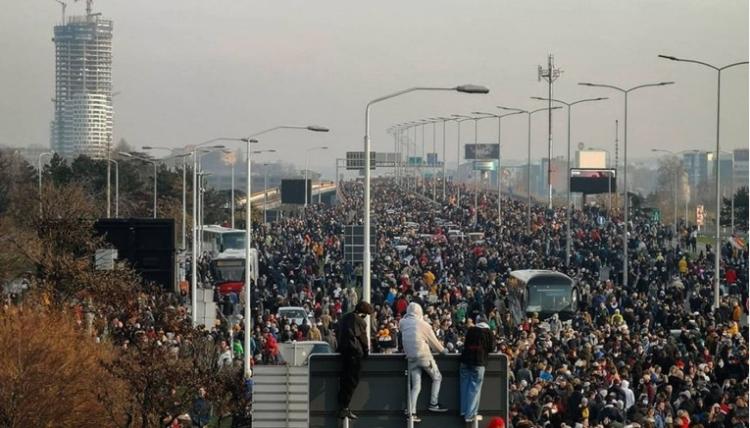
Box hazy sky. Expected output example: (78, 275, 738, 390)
(1, 0, 747, 177)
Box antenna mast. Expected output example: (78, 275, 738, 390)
(538, 53, 562, 209)
(86, 0, 92, 16)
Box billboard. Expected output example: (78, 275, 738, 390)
(465, 144, 500, 160)
(569, 168, 616, 194)
(94, 219, 176, 290)
(577, 150, 607, 169)
(280, 179, 311, 204)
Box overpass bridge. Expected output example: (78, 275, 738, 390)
(244, 182, 338, 211)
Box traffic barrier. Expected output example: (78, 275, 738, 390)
(309, 353, 508, 428)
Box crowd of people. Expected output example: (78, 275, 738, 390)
(200, 176, 747, 427)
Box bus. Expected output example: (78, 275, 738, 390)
(200, 225, 246, 257)
(209, 248, 259, 295)
(507, 270, 577, 322)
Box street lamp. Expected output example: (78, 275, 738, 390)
(240, 125, 328, 379)
(363, 84, 489, 347)
(658, 54, 747, 309)
(451, 114, 476, 203)
(119, 152, 158, 218)
(426, 117, 454, 199)
(497, 105, 561, 231)
(305, 146, 328, 207)
(471, 111, 525, 229)
(187, 139, 234, 329)
(250, 150, 276, 221)
(456, 113, 494, 226)
(578, 80, 674, 289)
(108, 159, 119, 218)
(143, 146, 190, 247)
(262, 163, 272, 224)
(37, 151, 53, 214)
(530, 96, 608, 265)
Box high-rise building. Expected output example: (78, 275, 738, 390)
(51, 11, 113, 159)
(734, 148, 749, 190)
(683, 151, 709, 188)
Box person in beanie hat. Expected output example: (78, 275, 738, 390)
(460, 314, 496, 423)
(336, 300, 374, 420)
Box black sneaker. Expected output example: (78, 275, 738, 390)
(428, 403, 448, 412)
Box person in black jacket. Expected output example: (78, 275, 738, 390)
(336, 300, 374, 420)
(460, 314, 496, 423)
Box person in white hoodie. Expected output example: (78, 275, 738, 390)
(620, 379, 635, 411)
(400, 302, 448, 421)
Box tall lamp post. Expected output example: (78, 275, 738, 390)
(304, 146, 329, 207)
(497, 106, 561, 231)
(530, 96, 608, 265)
(188, 139, 235, 329)
(37, 151, 53, 214)
(451, 114, 475, 204)
(363, 84, 489, 345)
(578, 80, 674, 288)
(471, 111, 525, 229)
(428, 117, 454, 199)
(657, 54, 747, 309)
(143, 146, 190, 246)
(241, 125, 328, 379)
(262, 163, 272, 223)
(119, 152, 158, 218)
(108, 159, 119, 218)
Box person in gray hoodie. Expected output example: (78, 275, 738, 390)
(400, 302, 448, 421)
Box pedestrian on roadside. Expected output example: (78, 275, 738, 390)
(336, 301, 374, 420)
(400, 302, 448, 422)
(460, 314, 496, 424)
(189, 387, 211, 428)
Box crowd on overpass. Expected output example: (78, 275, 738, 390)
(199, 177, 747, 427)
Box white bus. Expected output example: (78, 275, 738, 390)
(200, 225, 246, 258)
(507, 270, 578, 322)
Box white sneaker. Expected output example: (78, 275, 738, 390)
(465, 415, 484, 423)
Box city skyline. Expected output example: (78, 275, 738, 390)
(0, 0, 747, 175)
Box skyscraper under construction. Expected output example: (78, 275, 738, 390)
(50, 2, 113, 159)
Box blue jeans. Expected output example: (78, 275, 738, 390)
(408, 357, 442, 414)
(460, 363, 485, 419)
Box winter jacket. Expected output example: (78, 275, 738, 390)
(337, 311, 369, 358)
(460, 322, 496, 367)
(400, 302, 444, 364)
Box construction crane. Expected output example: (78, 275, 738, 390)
(72, 0, 94, 17)
(54, 0, 66, 24)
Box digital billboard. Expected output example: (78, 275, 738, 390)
(569, 168, 616, 194)
(465, 144, 500, 160)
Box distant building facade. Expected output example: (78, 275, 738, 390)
(683, 151, 709, 188)
(51, 14, 113, 159)
(734, 148, 749, 190)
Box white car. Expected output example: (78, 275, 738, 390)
(277, 306, 313, 327)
